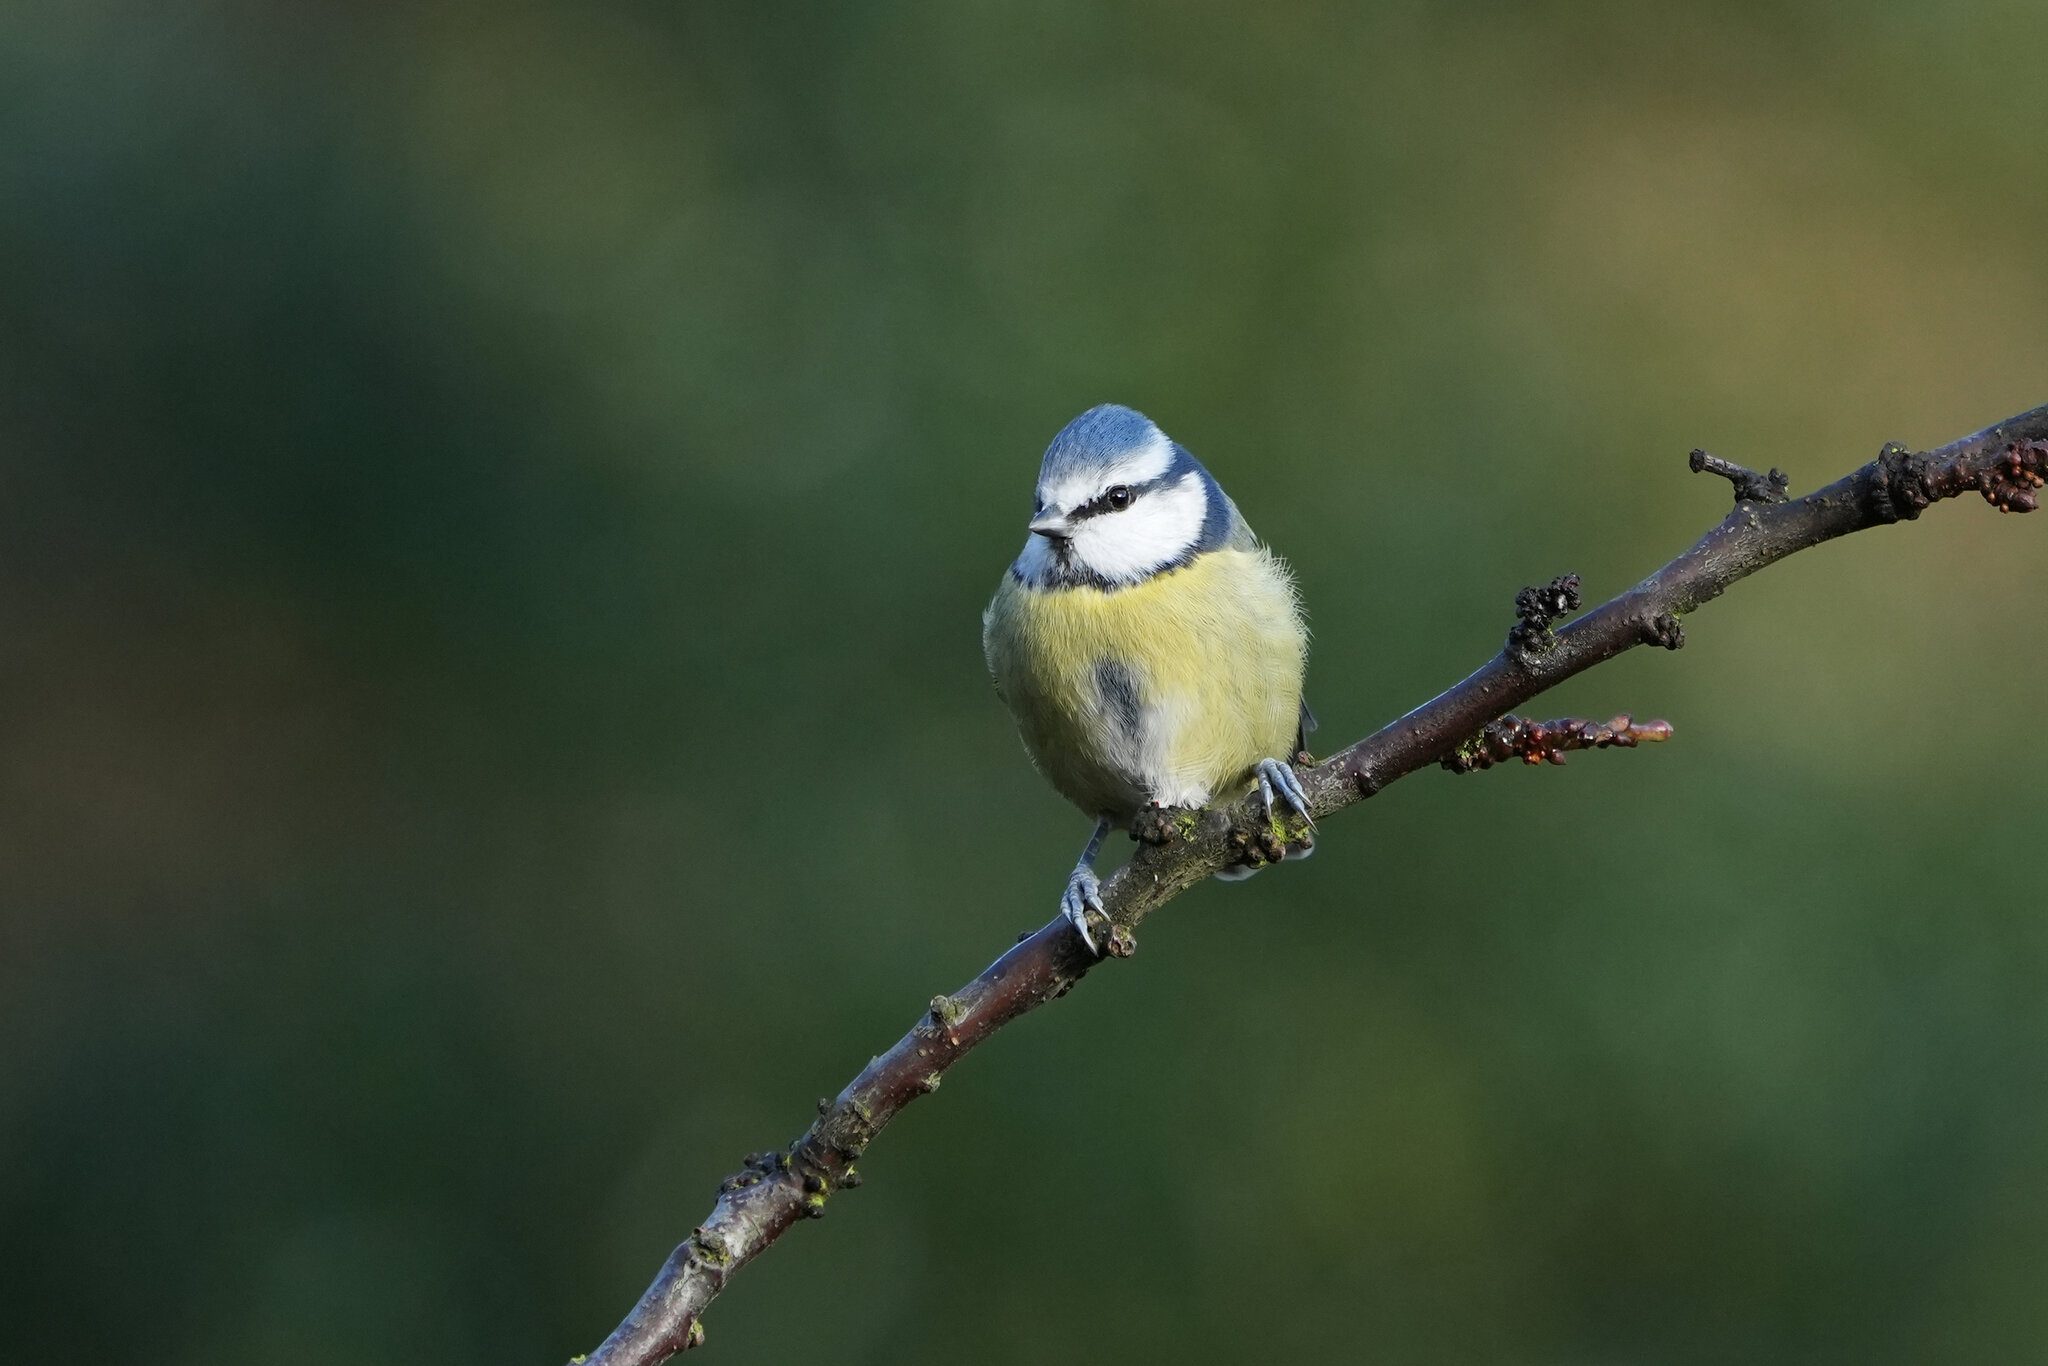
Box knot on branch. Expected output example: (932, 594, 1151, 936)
(714, 1143, 849, 1217)
(689, 1226, 731, 1270)
(1690, 448, 1789, 504)
(1872, 438, 2047, 521)
(717, 1150, 784, 1195)
(928, 993, 967, 1035)
(787, 1127, 866, 1217)
(1130, 803, 1198, 847)
(1348, 758, 1385, 798)
(1871, 441, 1937, 522)
(1984, 440, 2048, 513)
(1508, 573, 1582, 662)
(1222, 819, 1311, 877)
(1442, 713, 1674, 773)
(1225, 824, 1285, 870)
(1643, 612, 1686, 651)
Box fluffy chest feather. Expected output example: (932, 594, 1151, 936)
(983, 547, 1307, 818)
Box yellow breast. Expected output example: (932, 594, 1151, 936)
(983, 547, 1307, 819)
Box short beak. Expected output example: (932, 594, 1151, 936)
(1029, 514, 1072, 540)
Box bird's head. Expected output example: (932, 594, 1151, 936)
(1013, 404, 1231, 589)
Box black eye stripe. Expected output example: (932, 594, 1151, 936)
(1072, 473, 1173, 519)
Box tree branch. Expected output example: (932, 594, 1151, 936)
(575, 407, 2048, 1365)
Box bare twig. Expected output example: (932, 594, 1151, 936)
(1689, 447, 1790, 504)
(1440, 713, 1674, 772)
(575, 408, 2048, 1366)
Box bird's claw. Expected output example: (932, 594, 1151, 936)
(1255, 756, 1314, 832)
(1060, 865, 1108, 955)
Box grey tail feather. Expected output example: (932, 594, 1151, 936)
(1295, 697, 1318, 756)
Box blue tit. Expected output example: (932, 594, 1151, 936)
(982, 404, 1315, 952)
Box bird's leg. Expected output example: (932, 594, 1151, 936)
(1059, 816, 1113, 954)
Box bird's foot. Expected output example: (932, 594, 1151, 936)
(1255, 756, 1314, 831)
(1060, 865, 1109, 955)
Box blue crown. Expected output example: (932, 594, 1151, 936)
(1038, 404, 1162, 481)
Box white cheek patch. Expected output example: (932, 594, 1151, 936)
(1070, 472, 1207, 583)
(1037, 426, 1174, 514)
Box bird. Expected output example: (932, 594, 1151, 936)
(982, 403, 1314, 953)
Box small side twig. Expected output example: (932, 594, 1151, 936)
(1441, 713, 1675, 773)
(1690, 448, 1790, 504)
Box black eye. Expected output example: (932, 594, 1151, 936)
(1105, 485, 1133, 510)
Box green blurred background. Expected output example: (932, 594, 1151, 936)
(5, 3, 2046, 1362)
